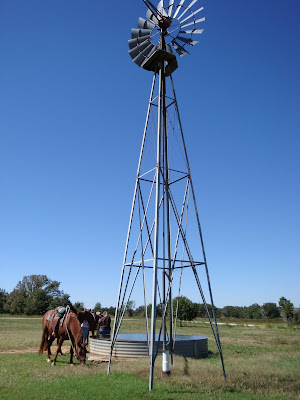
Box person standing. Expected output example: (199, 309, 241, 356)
(81, 318, 89, 344)
(97, 311, 111, 338)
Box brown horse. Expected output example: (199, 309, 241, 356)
(38, 308, 87, 365)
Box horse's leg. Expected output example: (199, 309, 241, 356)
(52, 336, 63, 366)
(44, 327, 52, 355)
(57, 339, 64, 355)
(69, 344, 74, 365)
(46, 336, 54, 363)
(48, 334, 52, 355)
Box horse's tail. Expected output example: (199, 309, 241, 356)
(38, 319, 49, 355)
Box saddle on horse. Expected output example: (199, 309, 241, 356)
(46, 306, 69, 339)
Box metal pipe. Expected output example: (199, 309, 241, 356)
(161, 40, 173, 366)
(170, 75, 227, 382)
(149, 56, 163, 392)
(108, 74, 157, 376)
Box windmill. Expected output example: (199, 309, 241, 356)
(107, 0, 226, 390)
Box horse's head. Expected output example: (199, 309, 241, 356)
(78, 309, 95, 324)
(67, 311, 88, 364)
(76, 342, 87, 365)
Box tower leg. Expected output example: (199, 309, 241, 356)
(108, 74, 157, 377)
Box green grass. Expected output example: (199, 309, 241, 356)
(0, 316, 42, 350)
(0, 316, 300, 399)
(0, 353, 292, 400)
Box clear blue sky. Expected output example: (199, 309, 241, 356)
(1, 0, 299, 310)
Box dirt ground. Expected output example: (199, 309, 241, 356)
(0, 345, 70, 354)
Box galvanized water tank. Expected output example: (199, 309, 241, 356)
(89, 333, 208, 359)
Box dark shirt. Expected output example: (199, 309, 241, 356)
(97, 315, 111, 331)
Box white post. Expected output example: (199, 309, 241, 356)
(162, 350, 170, 376)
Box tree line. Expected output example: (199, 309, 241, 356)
(0, 275, 298, 324)
(132, 296, 298, 324)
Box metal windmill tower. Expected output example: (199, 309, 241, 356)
(108, 0, 226, 390)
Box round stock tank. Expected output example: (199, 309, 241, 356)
(89, 333, 208, 359)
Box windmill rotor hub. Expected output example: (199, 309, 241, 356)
(158, 16, 172, 31)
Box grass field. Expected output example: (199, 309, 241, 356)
(0, 316, 299, 399)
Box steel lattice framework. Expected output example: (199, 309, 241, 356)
(107, 0, 226, 391)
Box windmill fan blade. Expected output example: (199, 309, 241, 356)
(132, 43, 155, 66)
(128, 37, 152, 57)
(146, 9, 158, 25)
(128, 46, 141, 60)
(131, 28, 153, 39)
(128, 36, 151, 50)
(180, 6, 203, 24)
(128, 39, 153, 59)
(176, 35, 192, 44)
(180, 29, 204, 34)
(176, 35, 198, 46)
(157, 0, 167, 16)
(181, 17, 205, 29)
(138, 17, 155, 30)
(145, 44, 158, 60)
(138, 17, 146, 28)
(168, 0, 174, 17)
(146, 8, 152, 19)
(165, 43, 173, 54)
(172, 40, 190, 56)
(178, 0, 198, 20)
(173, 0, 186, 19)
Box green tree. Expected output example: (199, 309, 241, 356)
(106, 306, 116, 315)
(221, 306, 244, 318)
(94, 302, 102, 312)
(196, 303, 221, 319)
(195, 303, 221, 318)
(195, 303, 206, 318)
(4, 289, 26, 314)
(279, 297, 294, 322)
(73, 302, 85, 312)
(134, 305, 146, 316)
(0, 289, 8, 313)
(49, 293, 71, 309)
(293, 308, 300, 325)
(126, 300, 136, 317)
(5, 275, 69, 315)
(156, 303, 163, 317)
(262, 302, 280, 319)
(244, 303, 262, 319)
(134, 304, 163, 317)
(173, 296, 197, 321)
(23, 289, 50, 315)
(146, 303, 163, 317)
